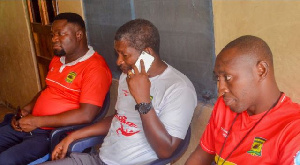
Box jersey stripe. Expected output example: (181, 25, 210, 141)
(46, 78, 81, 92)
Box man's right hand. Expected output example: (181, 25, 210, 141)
(52, 135, 75, 160)
(10, 116, 23, 132)
(10, 108, 31, 132)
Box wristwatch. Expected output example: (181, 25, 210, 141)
(135, 102, 153, 114)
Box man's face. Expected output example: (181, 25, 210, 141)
(51, 20, 78, 57)
(214, 48, 259, 114)
(114, 40, 141, 73)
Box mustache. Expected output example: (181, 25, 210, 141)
(118, 64, 132, 73)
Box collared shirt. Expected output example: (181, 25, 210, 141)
(32, 47, 112, 129)
(201, 94, 300, 165)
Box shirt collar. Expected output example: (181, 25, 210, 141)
(59, 46, 95, 72)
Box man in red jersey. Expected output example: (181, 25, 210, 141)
(0, 13, 112, 164)
(186, 35, 300, 165)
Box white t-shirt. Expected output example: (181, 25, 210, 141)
(99, 65, 197, 165)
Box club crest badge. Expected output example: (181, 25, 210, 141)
(66, 72, 77, 83)
(247, 137, 267, 156)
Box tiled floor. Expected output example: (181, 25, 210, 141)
(0, 105, 14, 122)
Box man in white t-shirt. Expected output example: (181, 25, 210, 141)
(43, 18, 197, 165)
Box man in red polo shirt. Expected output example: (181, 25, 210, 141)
(186, 35, 300, 165)
(0, 13, 112, 164)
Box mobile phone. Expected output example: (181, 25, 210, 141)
(15, 106, 22, 121)
(133, 51, 154, 73)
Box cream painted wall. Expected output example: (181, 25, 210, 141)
(0, 0, 299, 164)
(57, 0, 83, 17)
(0, 0, 84, 108)
(56, 0, 300, 102)
(213, 0, 300, 103)
(0, 1, 39, 107)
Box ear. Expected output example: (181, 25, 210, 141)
(256, 61, 269, 81)
(75, 30, 83, 41)
(143, 47, 152, 55)
(144, 47, 156, 57)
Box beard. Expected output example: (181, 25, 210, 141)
(53, 49, 66, 57)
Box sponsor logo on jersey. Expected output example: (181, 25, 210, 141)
(66, 71, 77, 83)
(247, 137, 267, 156)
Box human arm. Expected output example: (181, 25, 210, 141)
(186, 99, 225, 165)
(277, 119, 300, 164)
(185, 145, 215, 165)
(11, 90, 42, 131)
(51, 114, 114, 160)
(126, 60, 192, 158)
(18, 103, 100, 132)
(18, 59, 112, 132)
(139, 109, 182, 158)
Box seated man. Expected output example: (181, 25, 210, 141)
(42, 19, 197, 165)
(186, 35, 300, 165)
(0, 13, 112, 164)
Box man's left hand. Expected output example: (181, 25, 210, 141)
(126, 60, 151, 104)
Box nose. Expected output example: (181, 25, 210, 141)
(218, 78, 229, 97)
(116, 55, 124, 66)
(52, 34, 58, 43)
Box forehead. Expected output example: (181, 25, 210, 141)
(114, 40, 137, 53)
(214, 48, 249, 74)
(51, 19, 75, 32)
(114, 40, 128, 50)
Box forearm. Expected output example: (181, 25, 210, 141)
(66, 115, 113, 141)
(185, 145, 214, 165)
(51, 115, 113, 161)
(141, 109, 180, 158)
(35, 108, 97, 128)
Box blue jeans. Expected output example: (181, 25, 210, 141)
(0, 123, 51, 165)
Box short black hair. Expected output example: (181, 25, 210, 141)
(115, 19, 160, 54)
(54, 12, 85, 29)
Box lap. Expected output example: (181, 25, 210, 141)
(0, 124, 51, 164)
(0, 124, 27, 151)
(41, 153, 106, 165)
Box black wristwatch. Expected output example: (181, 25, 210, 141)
(135, 102, 153, 114)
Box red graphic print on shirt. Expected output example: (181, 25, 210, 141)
(122, 89, 130, 96)
(115, 114, 140, 136)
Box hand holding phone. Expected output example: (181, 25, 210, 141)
(127, 51, 153, 104)
(132, 51, 154, 73)
(14, 106, 33, 135)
